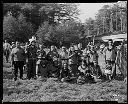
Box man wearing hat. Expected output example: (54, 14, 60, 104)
(26, 36, 38, 79)
(11, 42, 16, 50)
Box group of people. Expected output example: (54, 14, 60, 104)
(3, 36, 127, 84)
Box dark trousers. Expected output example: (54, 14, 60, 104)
(4, 50, 10, 63)
(27, 59, 36, 79)
(13, 61, 24, 80)
(60, 68, 69, 78)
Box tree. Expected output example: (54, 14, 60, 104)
(3, 12, 34, 42)
(3, 13, 19, 41)
(3, 3, 81, 45)
(17, 13, 34, 42)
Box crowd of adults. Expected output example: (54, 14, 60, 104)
(3, 36, 127, 84)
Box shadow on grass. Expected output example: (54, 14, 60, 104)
(3, 66, 14, 79)
(3, 62, 12, 68)
(3, 71, 14, 79)
(114, 74, 124, 81)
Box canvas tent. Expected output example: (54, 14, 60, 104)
(102, 33, 127, 42)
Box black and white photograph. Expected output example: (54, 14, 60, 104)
(3, 2, 127, 102)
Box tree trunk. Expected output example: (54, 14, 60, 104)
(120, 10, 123, 31)
(116, 11, 118, 31)
(110, 13, 113, 32)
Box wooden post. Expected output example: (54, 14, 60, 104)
(93, 35, 95, 45)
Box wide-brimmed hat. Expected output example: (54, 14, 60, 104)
(29, 36, 36, 43)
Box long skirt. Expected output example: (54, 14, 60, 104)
(36, 60, 48, 77)
(47, 63, 60, 78)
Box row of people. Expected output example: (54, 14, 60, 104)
(9, 39, 100, 81)
(7, 37, 120, 82)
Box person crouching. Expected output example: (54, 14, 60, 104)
(77, 60, 88, 84)
(77, 60, 96, 84)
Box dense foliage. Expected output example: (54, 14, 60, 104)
(3, 2, 127, 46)
(84, 1, 127, 37)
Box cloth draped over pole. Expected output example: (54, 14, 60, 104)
(116, 43, 127, 78)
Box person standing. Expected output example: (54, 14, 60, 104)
(47, 45, 59, 64)
(116, 40, 127, 80)
(26, 38, 38, 80)
(10, 41, 26, 81)
(103, 39, 117, 79)
(86, 44, 91, 65)
(46, 45, 60, 78)
(77, 43, 83, 67)
(36, 44, 47, 78)
(59, 46, 69, 67)
(89, 46, 100, 77)
(68, 45, 78, 77)
(3, 40, 11, 63)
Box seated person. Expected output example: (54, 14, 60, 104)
(104, 61, 113, 80)
(60, 63, 70, 82)
(47, 56, 61, 78)
(77, 60, 96, 84)
(77, 60, 88, 77)
(93, 61, 102, 78)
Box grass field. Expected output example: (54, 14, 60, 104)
(3, 53, 127, 102)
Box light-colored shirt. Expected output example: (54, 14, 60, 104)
(103, 46, 117, 61)
(78, 65, 87, 73)
(59, 51, 68, 59)
(3, 43, 11, 51)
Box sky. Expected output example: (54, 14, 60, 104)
(77, 3, 115, 23)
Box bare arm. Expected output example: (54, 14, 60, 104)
(10, 50, 14, 65)
(103, 47, 107, 62)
